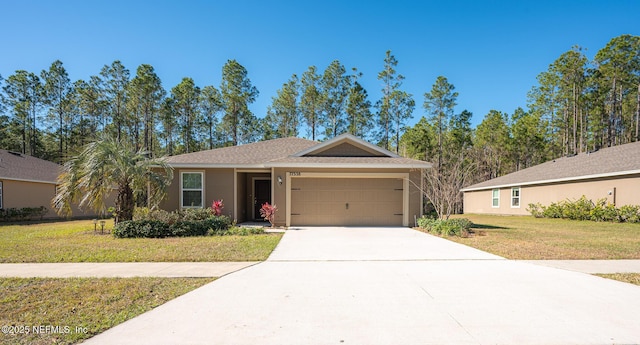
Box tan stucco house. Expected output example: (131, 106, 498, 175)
(0, 149, 62, 218)
(462, 141, 640, 215)
(0, 149, 112, 219)
(162, 134, 431, 226)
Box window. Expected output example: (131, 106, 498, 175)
(511, 187, 520, 208)
(492, 189, 500, 208)
(0, 181, 3, 209)
(181, 172, 204, 208)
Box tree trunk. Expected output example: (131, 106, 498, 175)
(573, 83, 580, 153)
(636, 83, 640, 141)
(115, 182, 134, 224)
(608, 77, 616, 147)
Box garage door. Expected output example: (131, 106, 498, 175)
(290, 178, 404, 226)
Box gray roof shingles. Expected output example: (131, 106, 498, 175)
(0, 150, 61, 183)
(165, 137, 318, 165)
(165, 136, 431, 168)
(463, 141, 640, 191)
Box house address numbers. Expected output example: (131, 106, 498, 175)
(288, 171, 301, 176)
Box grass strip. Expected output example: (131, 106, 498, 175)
(0, 220, 282, 263)
(444, 214, 640, 259)
(0, 277, 214, 345)
(596, 273, 640, 286)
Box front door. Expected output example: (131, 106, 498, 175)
(254, 179, 271, 220)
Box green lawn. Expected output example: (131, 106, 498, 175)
(446, 214, 640, 260)
(0, 220, 283, 263)
(0, 277, 214, 345)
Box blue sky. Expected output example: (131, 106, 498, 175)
(2, 0, 639, 129)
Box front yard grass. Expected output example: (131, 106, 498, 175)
(0, 277, 213, 345)
(596, 273, 640, 286)
(445, 214, 640, 260)
(0, 220, 282, 263)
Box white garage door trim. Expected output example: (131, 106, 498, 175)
(285, 172, 409, 227)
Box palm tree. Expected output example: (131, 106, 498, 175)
(54, 136, 173, 223)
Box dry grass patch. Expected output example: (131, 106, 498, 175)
(0, 277, 213, 345)
(596, 273, 640, 286)
(445, 214, 640, 259)
(0, 220, 282, 263)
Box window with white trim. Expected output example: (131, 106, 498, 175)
(511, 187, 520, 208)
(0, 181, 3, 209)
(492, 189, 500, 208)
(181, 172, 204, 208)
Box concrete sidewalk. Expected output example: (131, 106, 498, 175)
(0, 262, 259, 278)
(521, 259, 640, 274)
(1, 259, 640, 278)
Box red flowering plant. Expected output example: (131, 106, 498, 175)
(259, 202, 278, 227)
(211, 199, 224, 216)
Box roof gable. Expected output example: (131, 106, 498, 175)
(292, 133, 399, 158)
(462, 141, 640, 191)
(0, 150, 61, 184)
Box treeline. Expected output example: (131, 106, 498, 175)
(1, 35, 638, 193)
(0, 59, 262, 162)
(401, 34, 640, 186)
(0, 51, 415, 163)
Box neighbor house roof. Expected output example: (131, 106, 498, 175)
(0, 150, 61, 184)
(462, 141, 640, 192)
(165, 134, 432, 169)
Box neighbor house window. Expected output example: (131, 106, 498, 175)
(492, 189, 500, 208)
(0, 181, 3, 209)
(181, 172, 204, 208)
(511, 187, 520, 208)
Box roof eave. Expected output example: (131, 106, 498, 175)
(461, 169, 640, 192)
(0, 176, 58, 185)
(265, 162, 432, 169)
(165, 162, 432, 169)
(165, 163, 268, 169)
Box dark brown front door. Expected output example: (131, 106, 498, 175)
(254, 179, 271, 220)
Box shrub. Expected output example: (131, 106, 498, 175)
(0, 206, 48, 222)
(528, 196, 640, 223)
(259, 202, 278, 227)
(542, 201, 564, 218)
(204, 216, 234, 235)
(133, 207, 179, 224)
(211, 200, 224, 216)
(618, 205, 640, 223)
(527, 203, 544, 218)
(562, 196, 594, 221)
(417, 216, 472, 237)
(112, 220, 167, 238)
(133, 207, 214, 223)
(113, 215, 233, 238)
(219, 226, 265, 236)
(589, 199, 619, 222)
(179, 208, 214, 221)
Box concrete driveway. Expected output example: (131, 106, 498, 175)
(85, 227, 640, 345)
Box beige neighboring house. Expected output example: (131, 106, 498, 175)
(0, 149, 108, 219)
(0, 149, 62, 218)
(462, 141, 640, 215)
(162, 134, 431, 227)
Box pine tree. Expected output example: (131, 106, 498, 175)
(321, 60, 349, 139)
(264, 74, 300, 139)
(220, 59, 259, 146)
(300, 66, 324, 140)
